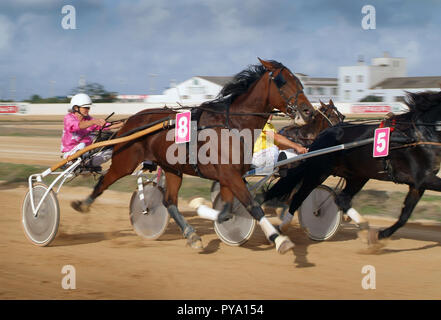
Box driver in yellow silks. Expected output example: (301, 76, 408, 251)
(252, 115, 307, 171)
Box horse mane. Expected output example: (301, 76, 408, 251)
(404, 90, 441, 112)
(199, 60, 285, 110)
(219, 60, 284, 100)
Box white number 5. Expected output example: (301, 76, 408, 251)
(376, 132, 386, 153)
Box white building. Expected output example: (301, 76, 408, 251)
(296, 73, 338, 103)
(338, 53, 407, 102)
(145, 76, 232, 106)
(370, 76, 441, 103)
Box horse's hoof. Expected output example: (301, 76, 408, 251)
(275, 235, 294, 254)
(186, 232, 203, 250)
(70, 200, 90, 213)
(188, 197, 207, 209)
(358, 228, 379, 245)
(358, 228, 387, 253)
(217, 212, 233, 223)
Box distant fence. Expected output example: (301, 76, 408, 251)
(0, 101, 409, 116)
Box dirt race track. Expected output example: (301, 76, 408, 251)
(1, 136, 441, 300)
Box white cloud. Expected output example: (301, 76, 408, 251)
(1, 0, 441, 100)
(0, 15, 14, 51)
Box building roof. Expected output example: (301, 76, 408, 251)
(307, 77, 337, 82)
(196, 76, 234, 87)
(372, 76, 441, 89)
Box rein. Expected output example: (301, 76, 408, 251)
(390, 141, 441, 150)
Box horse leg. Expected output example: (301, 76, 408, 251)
(377, 186, 424, 240)
(217, 185, 234, 223)
(163, 171, 202, 250)
(420, 174, 441, 192)
(278, 172, 328, 233)
(335, 178, 369, 229)
(374, 165, 441, 241)
(220, 174, 294, 254)
(71, 153, 140, 213)
(371, 174, 440, 243)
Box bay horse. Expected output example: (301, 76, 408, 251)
(264, 91, 441, 248)
(279, 99, 345, 146)
(71, 58, 316, 254)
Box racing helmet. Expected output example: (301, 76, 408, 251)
(70, 93, 92, 109)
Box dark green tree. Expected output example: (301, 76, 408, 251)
(71, 83, 117, 102)
(25, 94, 69, 103)
(359, 95, 383, 102)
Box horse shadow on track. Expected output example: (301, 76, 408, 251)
(52, 229, 135, 247)
(157, 211, 222, 254)
(158, 210, 361, 265)
(278, 221, 358, 268)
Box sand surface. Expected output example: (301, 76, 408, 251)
(1, 135, 441, 299)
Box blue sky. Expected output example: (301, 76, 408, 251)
(1, 0, 440, 100)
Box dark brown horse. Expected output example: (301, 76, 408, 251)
(279, 99, 345, 146)
(71, 59, 316, 254)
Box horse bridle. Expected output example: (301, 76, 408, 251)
(269, 68, 305, 118)
(316, 104, 346, 126)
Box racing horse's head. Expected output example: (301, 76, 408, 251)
(318, 99, 345, 126)
(258, 58, 315, 124)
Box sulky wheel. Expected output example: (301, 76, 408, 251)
(22, 183, 60, 246)
(298, 185, 342, 241)
(213, 193, 256, 246)
(129, 182, 170, 240)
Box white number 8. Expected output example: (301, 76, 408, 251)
(178, 116, 188, 138)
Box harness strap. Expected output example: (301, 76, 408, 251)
(382, 158, 398, 183)
(379, 118, 396, 132)
(185, 142, 207, 179)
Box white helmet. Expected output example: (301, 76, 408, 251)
(70, 93, 92, 109)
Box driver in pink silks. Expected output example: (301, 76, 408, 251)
(61, 93, 124, 171)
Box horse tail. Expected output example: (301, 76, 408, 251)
(264, 164, 307, 202)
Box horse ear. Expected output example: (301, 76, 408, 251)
(319, 100, 326, 107)
(329, 99, 334, 106)
(258, 58, 275, 71)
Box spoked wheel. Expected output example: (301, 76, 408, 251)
(22, 183, 60, 246)
(213, 194, 256, 246)
(129, 182, 170, 240)
(298, 185, 342, 241)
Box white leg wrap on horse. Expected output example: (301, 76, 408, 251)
(347, 208, 365, 224)
(196, 205, 220, 221)
(275, 235, 292, 251)
(259, 217, 278, 239)
(280, 212, 294, 228)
